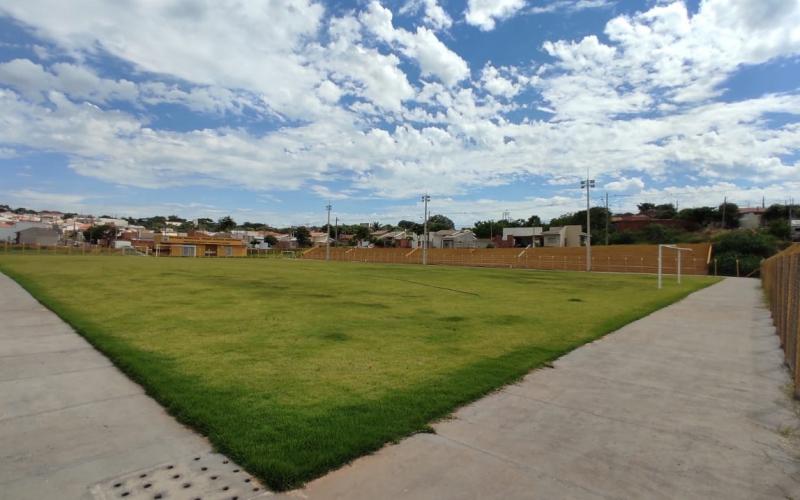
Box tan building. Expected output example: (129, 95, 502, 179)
(542, 225, 584, 247)
(143, 233, 247, 257)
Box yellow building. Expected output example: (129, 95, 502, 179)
(151, 234, 247, 257)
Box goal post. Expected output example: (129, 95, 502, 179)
(658, 244, 693, 289)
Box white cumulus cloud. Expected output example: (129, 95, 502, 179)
(465, 0, 527, 31)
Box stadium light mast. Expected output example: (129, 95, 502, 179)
(581, 172, 595, 271)
(421, 194, 430, 265)
(325, 202, 332, 261)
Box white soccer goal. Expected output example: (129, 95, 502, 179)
(658, 244, 693, 289)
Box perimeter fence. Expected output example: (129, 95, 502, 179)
(761, 244, 800, 397)
(302, 243, 712, 275)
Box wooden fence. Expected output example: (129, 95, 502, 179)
(302, 243, 712, 275)
(761, 244, 800, 397)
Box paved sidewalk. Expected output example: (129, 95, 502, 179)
(0, 273, 217, 499)
(280, 278, 800, 499)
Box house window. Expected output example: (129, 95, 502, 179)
(182, 245, 196, 257)
(224, 246, 233, 257)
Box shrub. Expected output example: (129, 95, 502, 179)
(712, 230, 779, 276)
(766, 220, 790, 240)
(713, 230, 778, 258)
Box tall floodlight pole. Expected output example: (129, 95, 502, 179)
(422, 194, 430, 265)
(581, 173, 595, 271)
(604, 192, 609, 246)
(325, 202, 332, 261)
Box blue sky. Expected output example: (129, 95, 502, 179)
(0, 0, 798, 227)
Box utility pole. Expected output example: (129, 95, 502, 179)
(325, 202, 332, 261)
(604, 192, 609, 246)
(334, 217, 339, 247)
(581, 173, 595, 271)
(421, 194, 430, 265)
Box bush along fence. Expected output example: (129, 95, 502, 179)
(761, 244, 800, 398)
(303, 243, 712, 275)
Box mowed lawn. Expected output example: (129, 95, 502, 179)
(0, 255, 718, 489)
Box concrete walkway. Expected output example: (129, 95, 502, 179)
(279, 278, 800, 499)
(0, 273, 265, 500)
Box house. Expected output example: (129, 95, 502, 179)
(738, 207, 766, 229)
(310, 231, 335, 246)
(96, 217, 129, 228)
(142, 233, 247, 257)
(370, 229, 392, 240)
(274, 233, 298, 250)
(0, 223, 15, 243)
(497, 227, 542, 248)
(424, 229, 478, 249)
(374, 230, 418, 248)
(0, 221, 51, 243)
(442, 230, 478, 248)
(17, 227, 60, 246)
(39, 211, 64, 224)
(541, 225, 584, 247)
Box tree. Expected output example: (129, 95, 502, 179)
(427, 214, 454, 232)
(764, 203, 800, 222)
(717, 202, 739, 229)
(678, 206, 717, 229)
(83, 224, 116, 245)
(550, 207, 609, 235)
(353, 225, 370, 242)
(398, 220, 423, 234)
(217, 216, 236, 233)
(370, 221, 381, 231)
(264, 235, 279, 246)
(525, 215, 542, 227)
(472, 220, 496, 239)
(653, 203, 677, 219)
(637, 203, 655, 215)
(294, 226, 311, 247)
(196, 218, 216, 231)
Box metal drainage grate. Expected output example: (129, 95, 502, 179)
(90, 452, 269, 500)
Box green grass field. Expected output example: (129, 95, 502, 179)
(0, 255, 718, 490)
